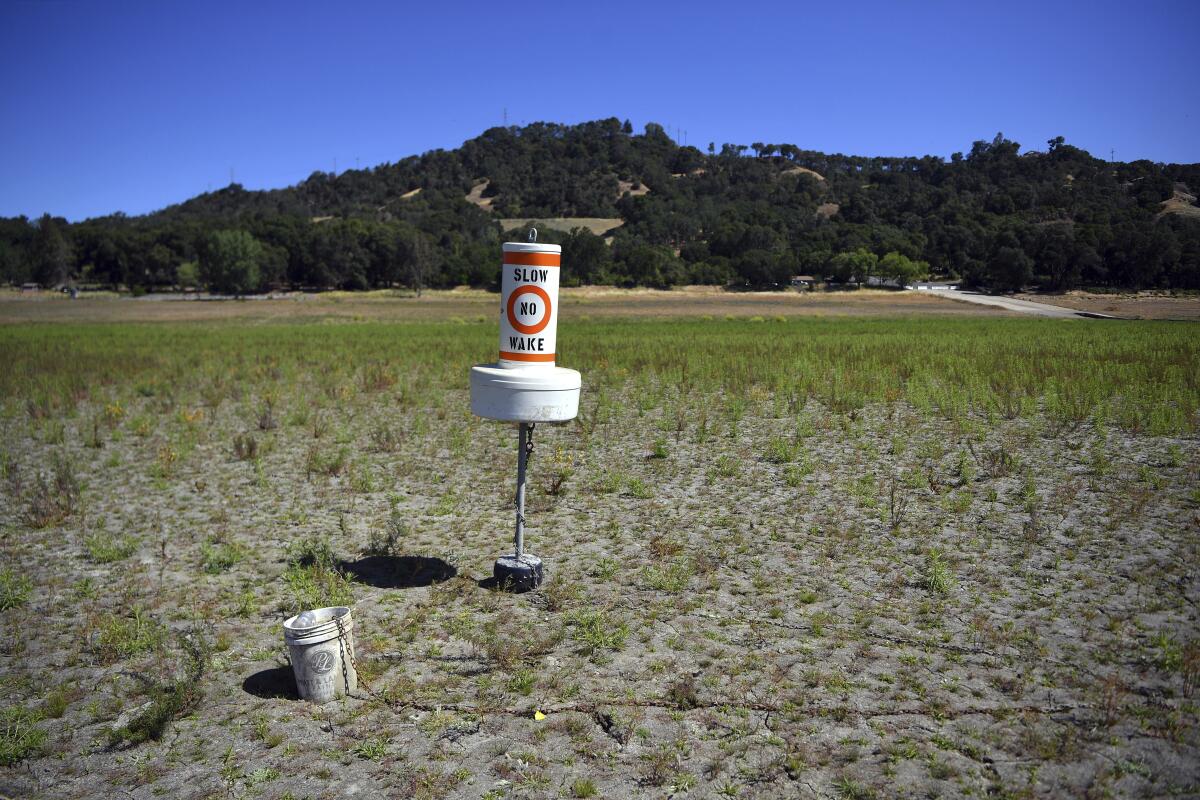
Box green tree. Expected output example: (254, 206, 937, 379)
(987, 244, 1032, 292)
(878, 251, 927, 286)
(176, 261, 200, 288)
(402, 231, 436, 296)
(828, 249, 878, 283)
(200, 230, 263, 295)
(734, 249, 792, 286)
(615, 242, 681, 288)
(90, 233, 127, 288)
(0, 240, 27, 284)
(31, 214, 73, 287)
(562, 228, 611, 286)
(1035, 226, 1077, 289)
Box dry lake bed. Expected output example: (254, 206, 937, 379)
(0, 295, 1198, 799)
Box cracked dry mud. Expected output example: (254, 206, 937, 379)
(2, 333, 1199, 799)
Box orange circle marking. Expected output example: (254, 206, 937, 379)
(507, 285, 552, 335)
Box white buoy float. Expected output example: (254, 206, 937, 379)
(470, 231, 580, 591)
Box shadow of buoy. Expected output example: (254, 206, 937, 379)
(338, 555, 456, 589)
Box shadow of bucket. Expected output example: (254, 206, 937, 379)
(282, 606, 357, 704)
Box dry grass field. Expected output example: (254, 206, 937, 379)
(0, 295, 1198, 799)
(0, 286, 1016, 327)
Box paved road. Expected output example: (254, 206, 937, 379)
(915, 288, 1097, 319)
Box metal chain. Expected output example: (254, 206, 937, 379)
(334, 614, 374, 699)
(515, 423, 536, 533)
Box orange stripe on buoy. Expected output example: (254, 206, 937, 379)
(503, 252, 560, 267)
(499, 351, 556, 362)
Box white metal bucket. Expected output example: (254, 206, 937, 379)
(282, 606, 357, 704)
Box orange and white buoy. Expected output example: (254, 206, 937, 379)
(470, 230, 581, 592)
(471, 233, 580, 422)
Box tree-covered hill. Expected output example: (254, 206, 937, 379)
(3, 118, 1198, 292)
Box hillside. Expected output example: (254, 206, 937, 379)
(3, 119, 1199, 291)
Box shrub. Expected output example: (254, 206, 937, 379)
(25, 454, 80, 528)
(304, 445, 348, 478)
(923, 549, 955, 595)
(232, 433, 258, 461)
(366, 511, 408, 557)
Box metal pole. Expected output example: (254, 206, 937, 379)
(514, 422, 528, 558)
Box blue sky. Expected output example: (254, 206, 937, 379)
(2, 0, 1197, 221)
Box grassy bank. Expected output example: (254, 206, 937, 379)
(3, 317, 1197, 435)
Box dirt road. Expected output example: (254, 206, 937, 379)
(922, 288, 1097, 318)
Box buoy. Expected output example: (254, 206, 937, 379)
(470, 231, 581, 591)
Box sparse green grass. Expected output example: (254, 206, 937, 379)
(650, 437, 669, 459)
(351, 736, 389, 761)
(833, 775, 876, 799)
(200, 539, 248, 574)
(281, 536, 355, 614)
(0, 568, 32, 610)
(566, 609, 629, 656)
(506, 668, 537, 696)
(923, 549, 955, 595)
(626, 477, 653, 499)
(94, 608, 168, 662)
(713, 454, 739, 478)
(763, 436, 800, 464)
(643, 559, 693, 593)
(0, 706, 47, 766)
(84, 533, 138, 563)
(571, 777, 598, 798)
